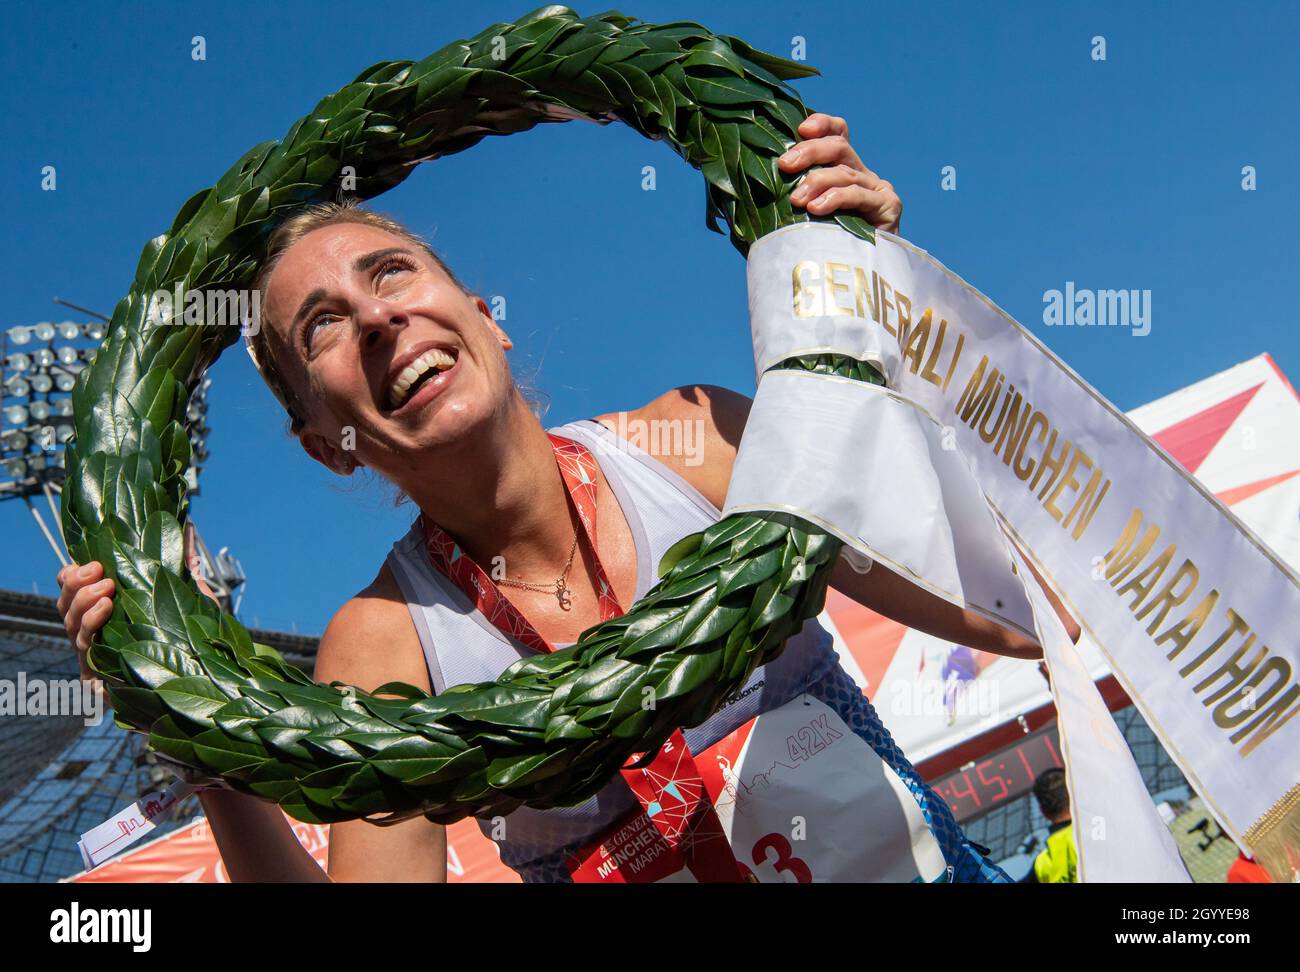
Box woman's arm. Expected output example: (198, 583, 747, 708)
(614, 385, 1079, 660)
(199, 567, 446, 881)
(826, 555, 1046, 660)
(311, 565, 449, 882)
(182, 565, 447, 882)
(199, 788, 331, 882)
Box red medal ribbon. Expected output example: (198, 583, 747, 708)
(420, 432, 743, 882)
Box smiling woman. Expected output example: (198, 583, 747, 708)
(55, 7, 1055, 885)
(218, 191, 1033, 883)
(246, 202, 477, 436)
(72, 186, 1042, 883)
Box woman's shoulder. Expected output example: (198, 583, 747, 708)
(312, 562, 431, 695)
(591, 382, 752, 428)
(591, 383, 753, 510)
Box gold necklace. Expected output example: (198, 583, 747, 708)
(495, 523, 580, 610)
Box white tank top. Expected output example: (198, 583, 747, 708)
(385, 417, 842, 879)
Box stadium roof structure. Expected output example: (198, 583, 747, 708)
(0, 587, 316, 882)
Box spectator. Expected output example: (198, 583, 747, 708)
(1020, 768, 1077, 883)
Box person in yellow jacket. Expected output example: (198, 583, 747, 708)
(1021, 768, 1077, 883)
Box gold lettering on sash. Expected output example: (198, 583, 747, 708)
(902, 308, 932, 378)
(896, 290, 913, 347)
(995, 388, 1027, 461)
(1155, 589, 1220, 659)
(879, 277, 895, 337)
(1194, 637, 1267, 706)
(1179, 609, 1250, 679)
(979, 380, 1012, 444)
(1134, 558, 1199, 634)
(1031, 430, 1071, 499)
(854, 266, 878, 321)
(826, 262, 854, 316)
(1045, 448, 1092, 523)
(921, 316, 947, 387)
(1102, 509, 1160, 585)
(1063, 468, 1109, 540)
(942, 330, 964, 393)
(1115, 543, 1175, 610)
(1216, 656, 1290, 731)
(1234, 681, 1300, 755)
(776, 245, 1299, 764)
(956, 356, 996, 425)
(1014, 411, 1047, 481)
(792, 260, 820, 318)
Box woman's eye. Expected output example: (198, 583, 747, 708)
(304, 314, 337, 348)
(377, 258, 415, 282)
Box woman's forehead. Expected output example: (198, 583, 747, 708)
(275, 222, 412, 281)
(265, 223, 413, 321)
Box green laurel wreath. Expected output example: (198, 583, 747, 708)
(62, 5, 883, 825)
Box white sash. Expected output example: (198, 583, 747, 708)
(724, 223, 1300, 882)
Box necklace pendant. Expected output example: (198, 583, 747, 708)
(556, 578, 572, 611)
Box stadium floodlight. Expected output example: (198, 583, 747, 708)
(1, 317, 211, 567)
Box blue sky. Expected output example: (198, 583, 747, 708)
(2, 0, 1296, 634)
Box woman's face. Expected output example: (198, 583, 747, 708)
(262, 221, 517, 479)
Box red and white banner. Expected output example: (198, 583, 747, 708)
(70, 815, 519, 884)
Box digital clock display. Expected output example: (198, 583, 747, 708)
(929, 725, 1064, 823)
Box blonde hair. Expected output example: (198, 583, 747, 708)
(247, 199, 474, 434)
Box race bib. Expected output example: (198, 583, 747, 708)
(566, 695, 949, 883)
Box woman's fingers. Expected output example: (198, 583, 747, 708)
(790, 162, 890, 199)
(795, 111, 850, 143)
(779, 130, 865, 176)
(182, 519, 219, 602)
(76, 596, 114, 650)
(188, 554, 220, 604)
(789, 166, 902, 232)
(75, 599, 115, 682)
(778, 112, 903, 232)
(800, 111, 847, 133)
(58, 561, 105, 638)
(66, 577, 115, 644)
(54, 560, 113, 681)
(56, 560, 98, 617)
(804, 184, 902, 231)
(183, 524, 221, 605)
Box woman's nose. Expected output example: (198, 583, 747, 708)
(357, 300, 407, 347)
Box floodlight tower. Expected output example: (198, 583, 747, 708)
(1, 309, 245, 612)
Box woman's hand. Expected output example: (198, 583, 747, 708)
(56, 560, 116, 683)
(56, 525, 219, 686)
(779, 112, 903, 233)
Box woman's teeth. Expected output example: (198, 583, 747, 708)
(389, 348, 455, 408)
